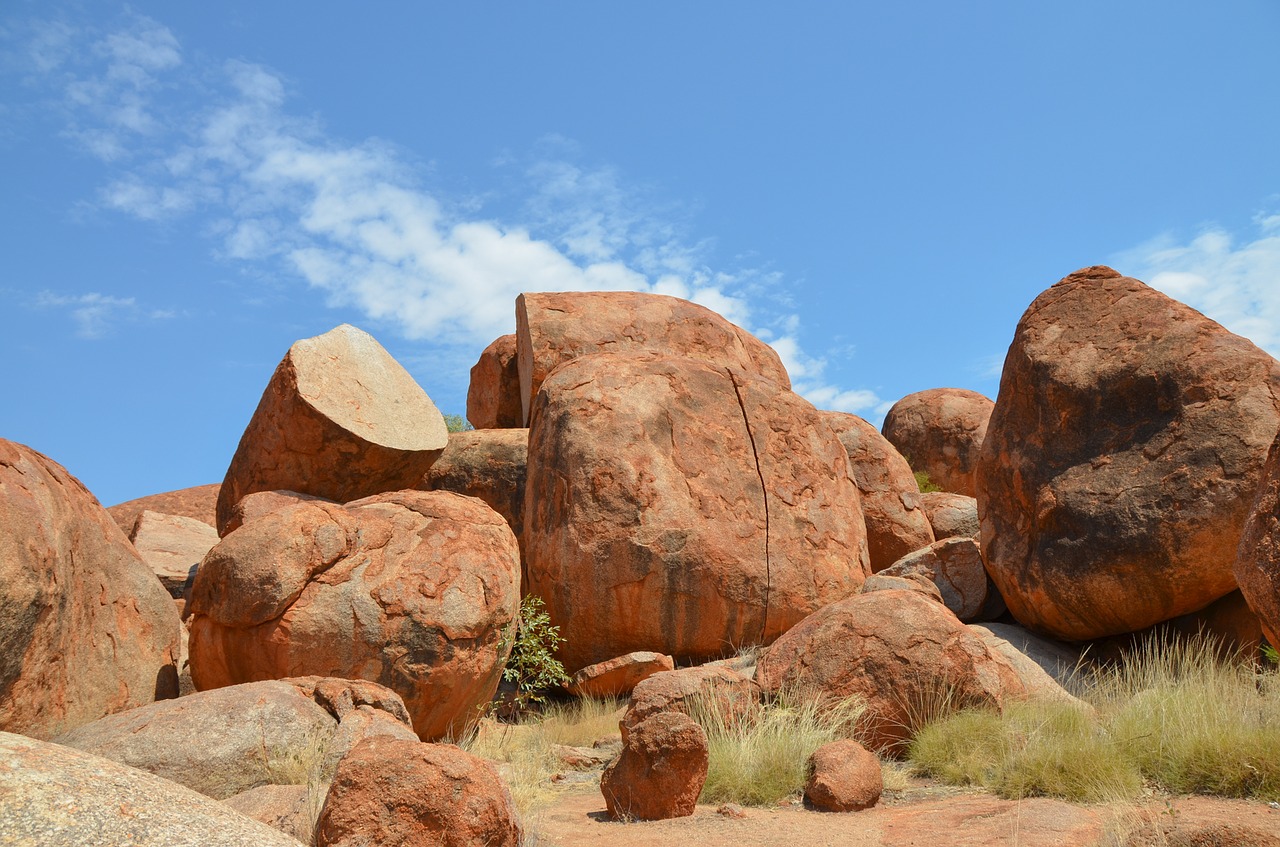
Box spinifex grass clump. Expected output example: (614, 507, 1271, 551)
(687, 687, 869, 807)
(908, 634, 1280, 802)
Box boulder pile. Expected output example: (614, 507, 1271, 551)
(4, 268, 1280, 842)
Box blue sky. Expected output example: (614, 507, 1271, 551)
(2, 2, 1278, 507)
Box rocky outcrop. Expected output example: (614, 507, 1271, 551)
(804, 739, 882, 812)
(919, 491, 979, 540)
(601, 711, 709, 821)
(526, 352, 869, 672)
(978, 267, 1280, 641)
(516, 290, 790, 425)
(756, 590, 1026, 751)
(108, 482, 220, 533)
(53, 677, 416, 800)
(569, 651, 675, 698)
(221, 489, 330, 536)
(1237, 432, 1280, 649)
(128, 510, 219, 598)
(0, 439, 181, 740)
(0, 732, 303, 847)
(421, 428, 528, 574)
(879, 537, 1004, 622)
(467, 333, 523, 429)
(316, 736, 523, 847)
(882, 388, 993, 497)
(189, 490, 521, 741)
(822, 411, 934, 571)
(215, 324, 449, 535)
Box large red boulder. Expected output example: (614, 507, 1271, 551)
(467, 333, 523, 429)
(215, 324, 449, 535)
(978, 267, 1280, 641)
(882, 388, 993, 497)
(515, 290, 790, 425)
(188, 490, 520, 741)
(316, 736, 523, 847)
(622, 664, 761, 731)
(108, 482, 220, 533)
(1237, 433, 1280, 649)
(822, 411, 934, 571)
(600, 711, 709, 821)
(525, 352, 869, 672)
(0, 439, 181, 739)
(756, 590, 1025, 752)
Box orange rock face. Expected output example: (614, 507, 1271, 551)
(0, 439, 181, 739)
(316, 737, 523, 847)
(525, 353, 869, 672)
(882, 388, 993, 498)
(215, 324, 449, 535)
(978, 267, 1280, 641)
(108, 483, 221, 533)
(221, 489, 331, 536)
(188, 490, 520, 741)
(756, 590, 1025, 752)
(601, 711, 709, 821)
(515, 290, 790, 426)
(467, 333, 523, 429)
(1238, 434, 1280, 649)
(822, 411, 934, 571)
(880, 537, 1004, 622)
(622, 664, 762, 731)
(128, 510, 219, 598)
(568, 651, 675, 698)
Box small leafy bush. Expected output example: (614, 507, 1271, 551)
(443, 413, 474, 433)
(501, 595, 570, 717)
(913, 469, 942, 493)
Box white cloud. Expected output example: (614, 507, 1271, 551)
(1116, 211, 1280, 358)
(29, 15, 885, 409)
(34, 291, 167, 338)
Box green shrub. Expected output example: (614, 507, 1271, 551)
(443, 413, 474, 433)
(501, 595, 570, 717)
(913, 469, 942, 493)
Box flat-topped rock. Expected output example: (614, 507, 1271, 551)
(108, 482, 220, 533)
(215, 324, 448, 534)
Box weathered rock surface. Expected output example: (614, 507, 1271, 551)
(215, 324, 449, 535)
(967, 625, 1083, 704)
(919, 491, 980, 539)
(822, 411, 935, 572)
(804, 738, 882, 812)
(601, 711, 709, 821)
(0, 731, 302, 847)
(53, 677, 415, 800)
(0, 438, 181, 739)
(1237, 431, 1280, 649)
(316, 736, 523, 847)
(860, 573, 946, 605)
(467, 332, 523, 429)
(108, 482, 220, 533)
(622, 665, 761, 731)
(526, 352, 869, 672)
(189, 490, 521, 741)
(978, 267, 1280, 641)
(882, 388, 993, 497)
(756, 590, 1026, 751)
(967, 622, 1083, 693)
(221, 489, 330, 536)
(880, 537, 1004, 622)
(223, 784, 318, 845)
(421, 428, 528, 574)
(128, 510, 219, 597)
(516, 290, 791, 425)
(569, 651, 676, 698)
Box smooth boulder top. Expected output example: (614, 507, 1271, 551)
(292, 324, 448, 452)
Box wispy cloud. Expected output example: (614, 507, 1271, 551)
(34, 291, 173, 338)
(18, 13, 881, 410)
(1115, 209, 1280, 358)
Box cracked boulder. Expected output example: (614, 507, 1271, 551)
(215, 324, 449, 535)
(822, 411, 935, 571)
(516, 290, 791, 426)
(188, 490, 521, 741)
(1, 438, 182, 740)
(978, 266, 1280, 641)
(53, 677, 416, 800)
(882, 388, 993, 498)
(525, 352, 870, 673)
(756, 589, 1026, 752)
